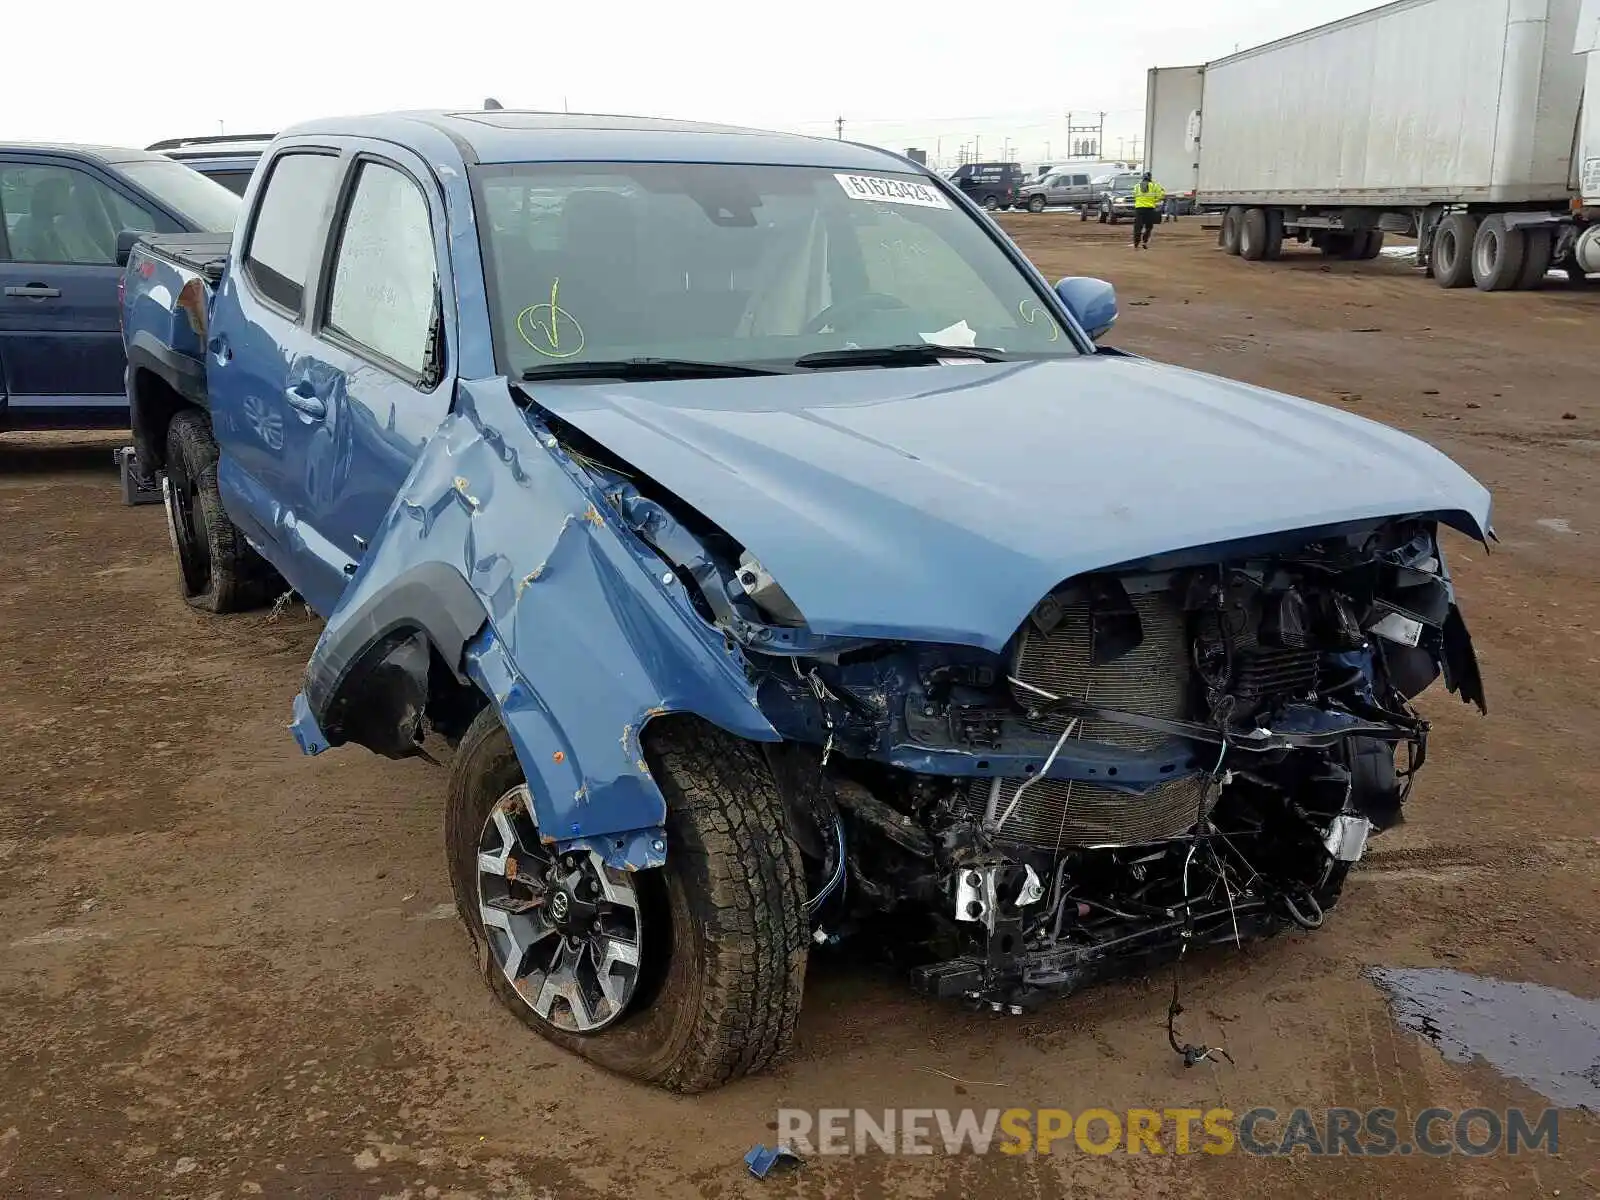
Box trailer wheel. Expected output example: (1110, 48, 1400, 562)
(1512, 228, 1552, 290)
(1320, 232, 1354, 258)
(1264, 209, 1285, 260)
(1472, 215, 1526, 291)
(163, 410, 278, 614)
(1432, 213, 1477, 287)
(1359, 230, 1386, 259)
(446, 711, 808, 1093)
(1239, 208, 1269, 261)
(1220, 206, 1244, 255)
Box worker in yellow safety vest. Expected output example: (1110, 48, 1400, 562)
(1132, 173, 1166, 249)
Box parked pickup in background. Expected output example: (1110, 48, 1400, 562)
(1015, 169, 1099, 216)
(120, 110, 1489, 1096)
(146, 134, 274, 197)
(1, 142, 237, 431)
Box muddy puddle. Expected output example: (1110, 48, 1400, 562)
(1369, 967, 1600, 1112)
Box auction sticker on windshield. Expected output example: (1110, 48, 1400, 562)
(835, 173, 950, 208)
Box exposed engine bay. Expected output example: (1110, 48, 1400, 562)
(563, 428, 1488, 1015)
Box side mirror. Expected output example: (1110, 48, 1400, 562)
(115, 229, 142, 269)
(1055, 277, 1119, 341)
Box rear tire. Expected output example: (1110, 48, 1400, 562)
(1220, 206, 1244, 255)
(1432, 213, 1477, 288)
(1338, 232, 1369, 260)
(1359, 230, 1386, 259)
(1239, 207, 1268, 261)
(1263, 209, 1285, 260)
(1079, 206, 1089, 222)
(163, 410, 277, 613)
(982, 194, 999, 211)
(1472, 214, 1526, 291)
(446, 711, 808, 1093)
(1513, 228, 1552, 290)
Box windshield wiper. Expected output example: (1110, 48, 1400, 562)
(521, 357, 783, 382)
(792, 344, 1010, 369)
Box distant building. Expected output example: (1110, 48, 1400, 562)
(904, 147, 928, 165)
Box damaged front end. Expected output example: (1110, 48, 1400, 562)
(291, 372, 1488, 1017)
(588, 441, 1488, 1009)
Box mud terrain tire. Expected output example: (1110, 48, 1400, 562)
(446, 711, 808, 1092)
(164, 410, 277, 613)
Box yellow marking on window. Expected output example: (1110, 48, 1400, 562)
(516, 277, 586, 359)
(1018, 299, 1060, 342)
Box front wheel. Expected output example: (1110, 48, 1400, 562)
(1027, 194, 1046, 214)
(446, 711, 808, 1092)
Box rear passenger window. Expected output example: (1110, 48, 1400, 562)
(244, 152, 338, 313)
(324, 161, 437, 377)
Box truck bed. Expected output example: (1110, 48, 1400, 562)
(135, 232, 233, 283)
(122, 233, 230, 409)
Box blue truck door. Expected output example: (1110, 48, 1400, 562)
(291, 148, 454, 600)
(206, 147, 344, 609)
(0, 156, 163, 422)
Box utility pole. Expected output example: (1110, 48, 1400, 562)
(1045, 140, 1051, 159)
(835, 115, 845, 139)
(974, 134, 981, 161)
(1001, 136, 1011, 162)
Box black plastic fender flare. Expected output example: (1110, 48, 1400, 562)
(302, 559, 489, 758)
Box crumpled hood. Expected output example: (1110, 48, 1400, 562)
(525, 356, 1491, 652)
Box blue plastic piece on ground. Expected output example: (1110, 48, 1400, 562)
(744, 1144, 802, 1179)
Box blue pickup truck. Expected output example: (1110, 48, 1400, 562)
(121, 110, 1491, 1092)
(0, 142, 237, 430)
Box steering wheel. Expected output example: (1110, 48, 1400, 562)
(803, 292, 911, 336)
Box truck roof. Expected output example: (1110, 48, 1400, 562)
(0, 141, 176, 167)
(280, 110, 916, 170)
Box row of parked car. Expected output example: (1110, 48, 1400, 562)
(946, 161, 1196, 220)
(0, 134, 266, 432)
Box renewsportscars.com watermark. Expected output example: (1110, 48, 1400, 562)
(775, 1107, 1561, 1157)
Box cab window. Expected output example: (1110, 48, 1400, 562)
(323, 160, 438, 377)
(244, 152, 339, 313)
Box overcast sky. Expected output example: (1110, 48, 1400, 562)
(13, 0, 1380, 167)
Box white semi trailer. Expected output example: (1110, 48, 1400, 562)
(1184, 0, 1600, 288)
(1142, 66, 1205, 213)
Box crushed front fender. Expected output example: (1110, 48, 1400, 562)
(290, 377, 778, 861)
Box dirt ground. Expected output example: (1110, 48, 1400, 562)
(2, 215, 1597, 1199)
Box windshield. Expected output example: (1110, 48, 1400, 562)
(474, 162, 1080, 376)
(117, 159, 240, 232)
